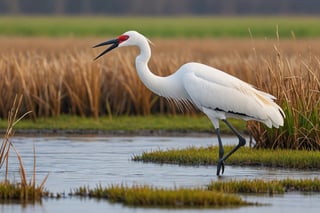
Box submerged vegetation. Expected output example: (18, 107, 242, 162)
(133, 145, 320, 169)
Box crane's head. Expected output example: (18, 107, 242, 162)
(93, 31, 146, 60)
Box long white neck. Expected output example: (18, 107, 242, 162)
(135, 39, 176, 98)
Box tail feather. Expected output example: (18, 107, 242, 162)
(254, 90, 285, 128)
(262, 102, 285, 128)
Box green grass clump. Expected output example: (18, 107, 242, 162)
(0, 181, 48, 201)
(208, 178, 320, 194)
(280, 178, 320, 192)
(133, 146, 320, 169)
(72, 184, 254, 208)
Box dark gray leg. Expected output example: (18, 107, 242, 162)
(215, 128, 224, 176)
(215, 119, 246, 176)
(221, 119, 246, 162)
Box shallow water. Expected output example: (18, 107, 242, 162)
(1, 136, 320, 213)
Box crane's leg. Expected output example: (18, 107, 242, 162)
(215, 128, 224, 176)
(220, 119, 246, 163)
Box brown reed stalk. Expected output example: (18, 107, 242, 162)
(11, 144, 27, 188)
(0, 95, 23, 169)
(2, 95, 31, 185)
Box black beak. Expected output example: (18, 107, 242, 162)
(93, 38, 119, 60)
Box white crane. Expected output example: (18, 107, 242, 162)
(93, 31, 285, 176)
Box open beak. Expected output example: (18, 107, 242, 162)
(93, 38, 119, 60)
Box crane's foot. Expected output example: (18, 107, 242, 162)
(216, 159, 225, 176)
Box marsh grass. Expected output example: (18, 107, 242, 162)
(0, 37, 319, 149)
(72, 184, 254, 208)
(0, 96, 48, 202)
(72, 178, 320, 207)
(133, 145, 320, 169)
(247, 45, 320, 150)
(208, 178, 320, 194)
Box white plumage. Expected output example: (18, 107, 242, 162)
(93, 30, 285, 176)
(180, 62, 284, 128)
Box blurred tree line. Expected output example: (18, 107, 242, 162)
(1, 0, 319, 15)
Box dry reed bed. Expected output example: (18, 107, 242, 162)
(0, 37, 319, 149)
